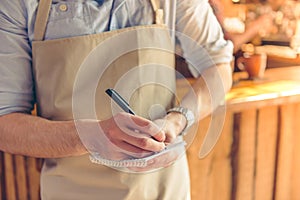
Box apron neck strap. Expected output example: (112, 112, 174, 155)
(33, 0, 52, 41)
(150, 0, 164, 24)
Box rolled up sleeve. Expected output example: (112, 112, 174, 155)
(0, 0, 34, 115)
(175, 0, 233, 77)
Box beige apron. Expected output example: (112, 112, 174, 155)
(32, 0, 190, 199)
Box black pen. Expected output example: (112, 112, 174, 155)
(105, 88, 136, 115)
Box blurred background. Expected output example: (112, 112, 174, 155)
(1, 0, 300, 199)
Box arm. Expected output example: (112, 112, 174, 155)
(0, 113, 86, 158)
(0, 112, 166, 158)
(181, 63, 232, 120)
(228, 14, 274, 53)
(0, 2, 86, 158)
(209, 0, 274, 53)
(160, 63, 232, 142)
(156, 0, 233, 142)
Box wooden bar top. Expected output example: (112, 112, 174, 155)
(177, 66, 300, 112)
(228, 66, 300, 111)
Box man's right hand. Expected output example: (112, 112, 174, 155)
(75, 112, 166, 161)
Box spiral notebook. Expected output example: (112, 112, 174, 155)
(89, 139, 186, 168)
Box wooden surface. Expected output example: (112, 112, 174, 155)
(184, 66, 300, 200)
(254, 106, 278, 200)
(1, 66, 300, 199)
(267, 55, 300, 68)
(186, 113, 233, 200)
(0, 153, 42, 200)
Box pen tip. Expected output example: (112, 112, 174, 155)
(105, 88, 112, 96)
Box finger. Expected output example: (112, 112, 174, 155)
(151, 130, 165, 142)
(118, 113, 166, 141)
(114, 113, 165, 142)
(130, 114, 151, 127)
(152, 119, 167, 142)
(163, 130, 177, 143)
(119, 127, 166, 152)
(154, 118, 178, 143)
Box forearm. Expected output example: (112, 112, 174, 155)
(163, 63, 232, 140)
(229, 30, 258, 53)
(0, 113, 87, 158)
(181, 63, 232, 122)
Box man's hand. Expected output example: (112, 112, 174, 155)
(76, 112, 167, 161)
(153, 112, 187, 143)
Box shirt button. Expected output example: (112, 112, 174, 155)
(59, 4, 68, 12)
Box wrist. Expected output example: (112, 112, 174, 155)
(167, 107, 195, 136)
(165, 112, 187, 136)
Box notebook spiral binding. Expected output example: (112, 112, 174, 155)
(89, 154, 148, 168)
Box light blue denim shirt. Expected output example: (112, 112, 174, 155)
(0, 0, 233, 115)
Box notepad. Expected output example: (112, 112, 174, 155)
(89, 138, 186, 168)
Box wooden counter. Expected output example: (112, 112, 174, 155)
(1, 66, 300, 200)
(185, 66, 300, 200)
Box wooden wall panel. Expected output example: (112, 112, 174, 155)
(274, 104, 295, 200)
(291, 103, 300, 200)
(187, 112, 233, 200)
(187, 116, 212, 200)
(0, 154, 42, 200)
(233, 110, 257, 200)
(4, 153, 16, 200)
(27, 157, 41, 200)
(205, 112, 233, 200)
(15, 155, 28, 200)
(255, 106, 278, 200)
